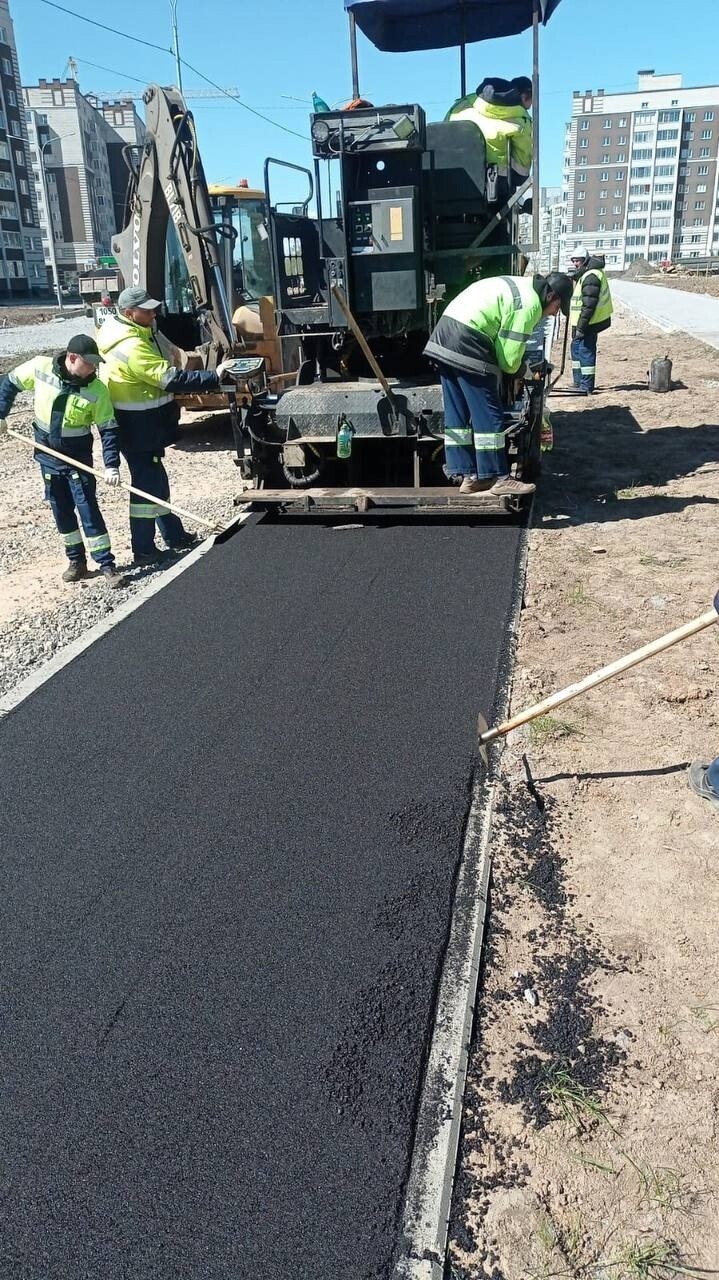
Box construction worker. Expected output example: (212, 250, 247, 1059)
(687, 755, 719, 814)
(448, 76, 533, 202)
(98, 287, 233, 565)
(425, 271, 573, 496)
(0, 334, 125, 587)
(568, 251, 613, 394)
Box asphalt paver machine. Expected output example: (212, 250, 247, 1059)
(236, 0, 563, 515)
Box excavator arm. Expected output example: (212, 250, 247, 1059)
(111, 84, 237, 363)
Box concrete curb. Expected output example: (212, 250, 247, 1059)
(393, 518, 531, 1279)
(0, 512, 250, 719)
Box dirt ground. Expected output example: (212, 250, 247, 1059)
(621, 273, 719, 299)
(449, 305, 719, 1278)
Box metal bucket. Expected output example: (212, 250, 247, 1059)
(649, 355, 672, 393)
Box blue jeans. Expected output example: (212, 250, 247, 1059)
(571, 329, 598, 391)
(124, 451, 187, 556)
(41, 463, 114, 567)
(440, 369, 507, 480)
(707, 756, 719, 794)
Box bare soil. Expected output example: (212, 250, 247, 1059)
(0, 304, 84, 326)
(449, 304, 719, 1279)
(631, 273, 719, 299)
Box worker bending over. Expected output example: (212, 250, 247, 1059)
(0, 334, 125, 587)
(448, 76, 533, 202)
(568, 251, 613, 394)
(425, 272, 573, 496)
(98, 287, 233, 565)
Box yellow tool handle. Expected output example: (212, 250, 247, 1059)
(480, 596, 719, 746)
(6, 427, 219, 533)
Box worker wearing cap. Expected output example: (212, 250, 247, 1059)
(568, 251, 613, 394)
(0, 335, 125, 587)
(98, 286, 233, 565)
(424, 272, 573, 496)
(448, 76, 533, 201)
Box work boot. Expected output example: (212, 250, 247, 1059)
(62, 560, 89, 583)
(687, 762, 719, 813)
(490, 474, 536, 497)
(459, 475, 494, 494)
(132, 548, 168, 567)
(169, 531, 200, 550)
(102, 565, 128, 590)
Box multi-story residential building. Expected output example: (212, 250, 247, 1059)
(23, 78, 127, 289)
(536, 186, 565, 272)
(0, 0, 46, 296)
(560, 71, 719, 271)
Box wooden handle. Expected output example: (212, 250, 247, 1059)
(331, 286, 397, 408)
(6, 428, 219, 532)
(481, 599, 719, 745)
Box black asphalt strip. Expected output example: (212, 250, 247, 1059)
(0, 517, 520, 1279)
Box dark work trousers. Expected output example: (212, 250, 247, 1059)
(124, 451, 187, 556)
(40, 462, 114, 567)
(571, 329, 598, 392)
(440, 368, 507, 480)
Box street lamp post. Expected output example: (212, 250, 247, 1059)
(39, 136, 64, 311)
(169, 0, 183, 93)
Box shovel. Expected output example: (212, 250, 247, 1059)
(477, 590, 719, 765)
(5, 427, 222, 533)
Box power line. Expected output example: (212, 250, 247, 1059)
(36, 0, 171, 52)
(34, 0, 308, 141)
(179, 56, 308, 140)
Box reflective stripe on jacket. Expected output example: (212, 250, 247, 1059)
(448, 96, 532, 177)
(424, 275, 542, 376)
(570, 266, 613, 334)
(0, 355, 119, 469)
(98, 314, 221, 454)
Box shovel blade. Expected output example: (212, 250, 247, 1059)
(476, 710, 490, 767)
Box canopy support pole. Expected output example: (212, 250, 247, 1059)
(532, 0, 540, 251)
(459, 0, 467, 96)
(349, 11, 360, 99)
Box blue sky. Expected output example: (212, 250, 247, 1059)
(14, 0, 719, 199)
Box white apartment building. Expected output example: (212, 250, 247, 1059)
(560, 71, 719, 271)
(0, 0, 46, 295)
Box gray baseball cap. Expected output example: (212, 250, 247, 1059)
(117, 285, 164, 310)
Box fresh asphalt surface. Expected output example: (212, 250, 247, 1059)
(0, 516, 521, 1279)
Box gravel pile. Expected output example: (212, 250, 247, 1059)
(0, 405, 239, 701)
(0, 315, 95, 360)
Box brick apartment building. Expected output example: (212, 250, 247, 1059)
(560, 70, 719, 271)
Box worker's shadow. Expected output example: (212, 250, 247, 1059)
(173, 417, 234, 453)
(539, 406, 719, 526)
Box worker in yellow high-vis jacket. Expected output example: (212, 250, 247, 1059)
(448, 76, 533, 203)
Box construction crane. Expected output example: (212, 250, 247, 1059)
(63, 56, 238, 102)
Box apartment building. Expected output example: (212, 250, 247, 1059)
(560, 71, 719, 271)
(23, 78, 126, 288)
(0, 0, 46, 296)
(536, 186, 565, 272)
(91, 97, 145, 231)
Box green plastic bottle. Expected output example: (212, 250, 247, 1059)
(336, 417, 353, 459)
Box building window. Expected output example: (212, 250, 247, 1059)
(636, 111, 653, 123)
(617, 135, 627, 144)
(627, 218, 647, 229)
(579, 138, 588, 148)
(700, 147, 711, 156)
(6, 89, 16, 107)
(694, 201, 706, 210)
(700, 129, 712, 139)
(632, 149, 652, 160)
(600, 170, 609, 181)
(630, 167, 651, 178)
(698, 165, 709, 175)
(657, 129, 678, 141)
(597, 223, 606, 232)
(616, 170, 625, 180)
(614, 188, 623, 197)
(2, 57, 11, 73)
(576, 209, 584, 217)
(653, 200, 672, 211)
(577, 190, 585, 200)
(577, 172, 587, 183)
(612, 204, 621, 214)
(696, 184, 708, 193)
(612, 223, 621, 231)
(599, 188, 608, 198)
(616, 153, 626, 162)
(634, 131, 651, 143)
(671, 99, 678, 106)
(9, 120, 21, 138)
(619, 117, 627, 126)
(602, 135, 611, 146)
(18, 178, 27, 195)
(693, 217, 705, 225)
(704, 111, 714, 121)
(578, 157, 588, 166)
(0, 25, 7, 41)
(641, 101, 649, 108)
(656, 147, 677, 158)
(598, 206, 606, 214)
(603, 118, 612, 128)
(686, 111, 696, 122)
(610, 238, 619, 247)
(580, 119, 590, 130)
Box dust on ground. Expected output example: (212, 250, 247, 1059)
(449, 303, 719, 1278)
